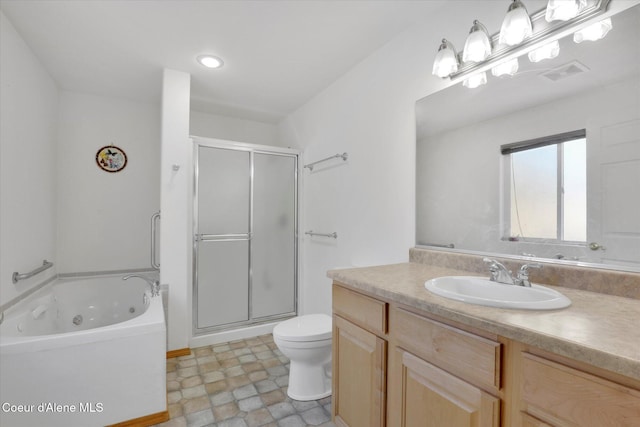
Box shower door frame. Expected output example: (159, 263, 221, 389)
(192, 137, 299, 336)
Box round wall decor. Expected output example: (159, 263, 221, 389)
(96, 145, 127, 173)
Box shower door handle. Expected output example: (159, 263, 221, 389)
(195, 233, 252, 242)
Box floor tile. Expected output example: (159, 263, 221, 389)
(152, 334, 335, 427)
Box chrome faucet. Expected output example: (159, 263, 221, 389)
(122, 274, 160, 297)
(483, 258, 514, 285)
(483, 258, 542, 287)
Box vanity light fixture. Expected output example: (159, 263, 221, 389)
(499, 0, 533, 46)
(463, 20, 492, 63)
(430, 0, 612, 86)
(432, 39, 459, 78)
(573, 17, 612, 42)
(528, 40, 560, 62)
(545, 0, 587, 22)
(197, 55, 224, 69)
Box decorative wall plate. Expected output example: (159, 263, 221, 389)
(96, 145, 127, 173)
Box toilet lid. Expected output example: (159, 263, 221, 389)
(273, 314, 332, 342)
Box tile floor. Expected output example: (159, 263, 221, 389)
(153, 334, 335, 427)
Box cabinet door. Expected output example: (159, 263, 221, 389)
(392, 348, 500, 427)
(520, 352, 640, 427)
(333, 315, 386, 427)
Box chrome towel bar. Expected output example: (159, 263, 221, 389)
(12, 260, 54, 284)
(303, 152, 348, 171)
(305, 230, 338, 239)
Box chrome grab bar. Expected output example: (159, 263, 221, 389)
(151, 211, 160, 270)
(12, 260, 54, 284)
(303, 152, 348, 171)
(305, 230, 338, 239)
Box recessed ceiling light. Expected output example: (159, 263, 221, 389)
(197, 55, 224, 69)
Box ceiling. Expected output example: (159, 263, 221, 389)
(0, 0, 448, 123)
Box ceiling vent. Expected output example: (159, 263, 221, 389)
(539, 60, 590, 81)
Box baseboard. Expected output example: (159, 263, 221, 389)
(107, 409, 169, 427)
(166, 348, 191, 359)
(189, 321, 279, 348)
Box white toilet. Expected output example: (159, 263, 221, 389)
(273, 313, 333, 401)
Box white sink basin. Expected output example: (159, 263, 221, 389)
(425, 276, 571, 310)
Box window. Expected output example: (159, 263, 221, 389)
(502, 130, 586, 242)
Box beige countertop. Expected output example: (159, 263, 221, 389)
(328, 262, 640, 381)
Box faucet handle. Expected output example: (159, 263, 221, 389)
(483, 257, 498, 280)
(516, 263, 542, 287)
(518, 263, 542, 275)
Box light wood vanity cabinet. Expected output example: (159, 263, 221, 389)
(332, 282, 640, 427)
(387, 307, 502, 427)
(332, 284, 388, 427)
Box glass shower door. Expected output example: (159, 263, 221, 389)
(252, 153, 297, 319)
(195, 147, 250, 329)
(194, 141, 298, 334)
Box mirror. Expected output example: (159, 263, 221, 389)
(416, 3, 640, 271)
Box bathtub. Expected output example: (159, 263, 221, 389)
(0, 274, 166, 427)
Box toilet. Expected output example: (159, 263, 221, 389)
(273, 314, 333, 401)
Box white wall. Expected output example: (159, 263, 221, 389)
(278, 4, 486, 315)
(56, 91, 160, 273)
(160, 69, 192, 351)
(0, 11, 58, 305)
(1, 10, 163, 307)
(190, 110, 280, 147)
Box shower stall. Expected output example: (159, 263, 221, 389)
(192, 138, 298, 336)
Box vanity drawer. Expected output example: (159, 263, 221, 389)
(391, 307, 501, 392)
(333, 284, 387, 336)
(521, 352, 640, 426)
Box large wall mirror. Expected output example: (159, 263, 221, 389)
(416, 2, 639, 271)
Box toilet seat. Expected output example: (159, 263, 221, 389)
(273, 314, 332, 342)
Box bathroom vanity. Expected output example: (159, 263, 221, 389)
(329, 249, 640, 427)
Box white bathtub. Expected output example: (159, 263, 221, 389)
(0, 274, 166, 427)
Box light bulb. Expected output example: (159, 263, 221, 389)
(528, 40, 560, 62)
(492, 57, 519, 77)
(545, 0, 586, 22)
(463, 20, 492, 63)
(573, 18, 613, 43)
(197, 55, 224, 69)
(463, 72, 487, 88)
(499, 0, 533, 46)
(432, 39, 459, 78)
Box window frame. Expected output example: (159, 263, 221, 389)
(501, 129, 587, 244)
